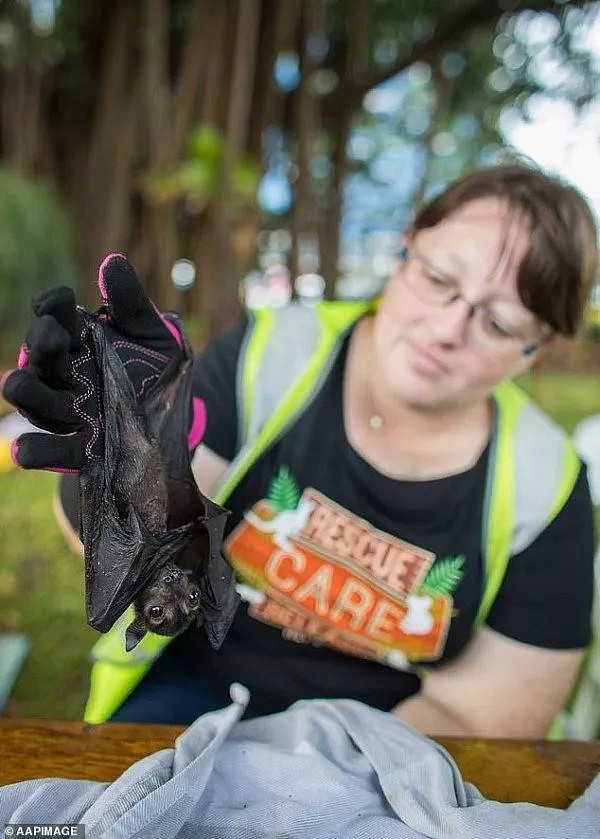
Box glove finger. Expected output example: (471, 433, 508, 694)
(12, 431, 84, 472)
(16, 289, 79, 386)
(25, 313, 72, 380)
(1, 368, 76, 433)
(32, 286, 78, 336)
(98, 253, 183, 353)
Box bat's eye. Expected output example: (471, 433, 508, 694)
(187, 590, 200, 609)
(163, 574, 174, 584)
(148, 605, 165, 623)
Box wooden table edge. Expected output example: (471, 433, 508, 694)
(0, 719, 598, 809)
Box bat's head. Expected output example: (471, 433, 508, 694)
(125, 565, 201, 651)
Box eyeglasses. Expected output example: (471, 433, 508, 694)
(397, 247, 549, 360)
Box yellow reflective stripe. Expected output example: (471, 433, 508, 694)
(476, 379, 578, 628)
(315, 300, 372, 332)
(213, 326, 335, 505)
(241, 307, 275, 444)
(548, 440, 579, 525)
(547, 714, 567, 741)
(475, 381, 522, 627)
(85, 609, 172, 723)
(84, 659, 154, 724)
(213, 452, 252, 506)
(215, 302, 368, 506)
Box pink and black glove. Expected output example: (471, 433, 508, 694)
(1, 253, 206, 472)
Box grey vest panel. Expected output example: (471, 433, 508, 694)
(236, 306, 324, 448)
(511, 400, 571, 554)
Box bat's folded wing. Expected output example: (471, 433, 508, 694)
(82, 490, 198, 632)
(196, 495, 239, 649)
(79, 313, 239, 646)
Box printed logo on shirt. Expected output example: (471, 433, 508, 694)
(224, 467, 465, 670)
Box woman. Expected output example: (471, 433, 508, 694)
(11, 163, 600, 736)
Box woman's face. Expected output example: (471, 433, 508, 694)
(373, 197, 548, 413)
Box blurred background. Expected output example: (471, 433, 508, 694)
(0, 0, 599, 724)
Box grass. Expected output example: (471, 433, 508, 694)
(0, 470, 95, 718)
(0, 371, 599, 720)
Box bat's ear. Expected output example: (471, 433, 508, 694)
(125, 616, 147, 651)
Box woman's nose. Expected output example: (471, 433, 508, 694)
(428, 298, 474, 347)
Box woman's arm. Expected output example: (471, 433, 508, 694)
(191, 443, 230, 496)
(393, 624, 584, 737)
(397, 464, 594, 739)
(52, 483, 84, 556)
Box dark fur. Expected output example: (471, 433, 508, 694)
(126, 564, 202, 651)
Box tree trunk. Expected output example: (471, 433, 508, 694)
(2, 0, 564, 340)
(70, 3, 140, 299)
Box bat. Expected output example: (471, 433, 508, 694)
(78, 311, 239, 652)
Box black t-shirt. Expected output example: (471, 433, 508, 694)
(172, 319, 595, 717)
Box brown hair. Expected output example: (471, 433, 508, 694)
(412, 164, 598, 336)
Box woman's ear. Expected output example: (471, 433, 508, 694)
(400, 229, 414, 254)
(395, 230, 413, 267)
(518, 333, 558, 376)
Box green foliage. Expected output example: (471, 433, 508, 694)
(584, 298, 600, 338)
(585, 324, 600, 344)
(143, 123, 260, 210)
(267, 466, 301, 512)
(0, 170, 76, 361)
(231, 155, 261, 200)
(421, 555, 465, 596)
(188, 125, 223, 167)
(334, 2, 600, 221)
(144, 160, 216, 207)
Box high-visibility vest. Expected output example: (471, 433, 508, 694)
(84, 301, 580, 724)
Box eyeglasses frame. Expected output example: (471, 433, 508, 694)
(396, 247, 547, 358)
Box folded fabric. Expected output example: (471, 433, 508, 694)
(1, 684, 599, 839)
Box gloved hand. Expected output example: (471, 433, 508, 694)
(1, 253, 206, 472)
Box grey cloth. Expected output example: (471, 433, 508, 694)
(1, 684, 599, 839)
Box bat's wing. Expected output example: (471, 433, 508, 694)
(80, 319, 193, 632)
(197, 494, 239, 648)
(81, 483, 195, 632)
(80, 311, 238, 645)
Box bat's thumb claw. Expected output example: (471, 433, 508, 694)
(125, 619, 147, 652)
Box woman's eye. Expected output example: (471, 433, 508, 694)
(425, 272, 451, 288)
(187, 590, 200, 608)
(488, 318, 513, 339)
(148, 605, 164, 621)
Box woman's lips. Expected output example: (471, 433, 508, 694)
(407, 341, 449, 375)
